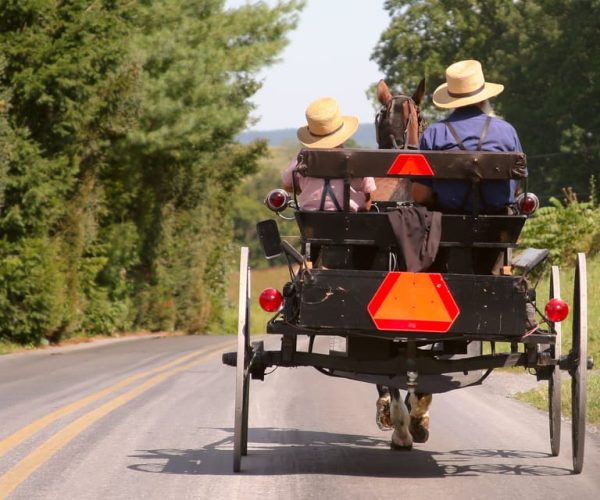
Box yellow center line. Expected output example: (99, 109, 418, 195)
(0, 339, 235, 459)
(0, 343, 233, 498)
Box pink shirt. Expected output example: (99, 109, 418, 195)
(282, 159, 376, 211)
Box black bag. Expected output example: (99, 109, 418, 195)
(387, 206, 442, 272)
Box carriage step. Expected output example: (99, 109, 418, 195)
(222, 351, 237, 367)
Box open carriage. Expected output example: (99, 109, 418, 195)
(222, 147, 593, 474)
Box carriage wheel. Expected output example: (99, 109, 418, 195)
(571, 253, 588, 474)
(233, 247, 251, 473)
(548, 265, 562, 457)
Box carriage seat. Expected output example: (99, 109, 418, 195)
(292, 148, 528, 273)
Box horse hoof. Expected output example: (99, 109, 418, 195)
(409, 418, 430, 443)
(390, 441, 413, 451)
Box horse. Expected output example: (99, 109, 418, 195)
(373, 78, 425, 201)
(373, 78, 434, 450)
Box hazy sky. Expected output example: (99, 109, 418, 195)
(225, 0, 390, 131)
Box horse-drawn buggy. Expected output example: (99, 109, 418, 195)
(222, 144, 593, 474)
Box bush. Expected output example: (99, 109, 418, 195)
(0, 238, 66, 345)
(519, 185, 600, 265)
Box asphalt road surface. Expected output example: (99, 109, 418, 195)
(0, 334, 599, 499)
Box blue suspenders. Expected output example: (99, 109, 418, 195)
(444, 115, 493, 212)
(319, 178, 343, 211)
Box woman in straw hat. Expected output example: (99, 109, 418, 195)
(411, 59, 524, 214)
(282, 97, 376, 212)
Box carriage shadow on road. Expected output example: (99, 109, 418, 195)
(127, 427, 572, 477)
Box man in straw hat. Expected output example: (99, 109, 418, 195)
(411, 59, 523, 215)
(282, 97, 376, 212)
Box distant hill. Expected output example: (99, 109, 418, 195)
(237, 123, 377, 149)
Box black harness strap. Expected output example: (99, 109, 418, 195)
(319, 178, 343, 211)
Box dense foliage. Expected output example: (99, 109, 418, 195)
(373, 0, 600, 203)
(0, 0, 302, 344)
(233, 141, 303, 268)
(519, 179, 600, 265)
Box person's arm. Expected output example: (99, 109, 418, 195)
(281, 159, 300, 193)
(363, 193, 372, 211)
(411, 181, 435, 207)
(358, 177, 376, 211)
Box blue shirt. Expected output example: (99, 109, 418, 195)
(416, 106, 524, 212)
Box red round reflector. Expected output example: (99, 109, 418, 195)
(259, 288, 283, 312)
(545, 298, 569, 322)
(516, 193, 539, 215)
(265, 189, 289, 212)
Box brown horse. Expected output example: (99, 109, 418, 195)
(373, 78, 425, 202)
(373, 78, 434, 450)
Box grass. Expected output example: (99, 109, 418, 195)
(514, 373, 600, 426)
(224, 264, 292, 335)
(513, 252, 600, 425)
(0, 340, 39, 355)
(534, 253, 600, 364)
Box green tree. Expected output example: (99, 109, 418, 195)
(372, 0, 600, 201)
(109, 0, 303, 332)
(0, 0, 303, 344)
(232, 143, 302, 269)
(0, 0, 139, 342)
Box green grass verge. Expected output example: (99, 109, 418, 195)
(0, 340, 39, 355)
(514, 253, 599, 424)
(514, 373, 600, 426)
(535, 252, 600, 365)
(224, 264, 292, 335)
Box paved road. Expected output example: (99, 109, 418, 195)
(0, 335, 599, 499)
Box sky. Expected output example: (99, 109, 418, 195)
(225, 0, 390, 131)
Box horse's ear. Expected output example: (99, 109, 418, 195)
(377, 79, 393, 106)
(412, 78, 426, 106)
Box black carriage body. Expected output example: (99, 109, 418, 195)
(268, 148, 534, 340)
(287, 269, 527, 339)
(228, 148, 590, 475)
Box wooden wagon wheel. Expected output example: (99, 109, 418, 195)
(548, 265, 562, 457)
(571, 252, 587, 474)
(233, 247, 251, 473)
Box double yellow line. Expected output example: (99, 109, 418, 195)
(0, 339, 235, 497)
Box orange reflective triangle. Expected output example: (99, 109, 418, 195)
(367, 272, 460, 332)
(387, 153, 434, 176)
(373, 273, 452, 322)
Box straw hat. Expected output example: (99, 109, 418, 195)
(296, 97, 359, 148)
(432, 60, 504, 109)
